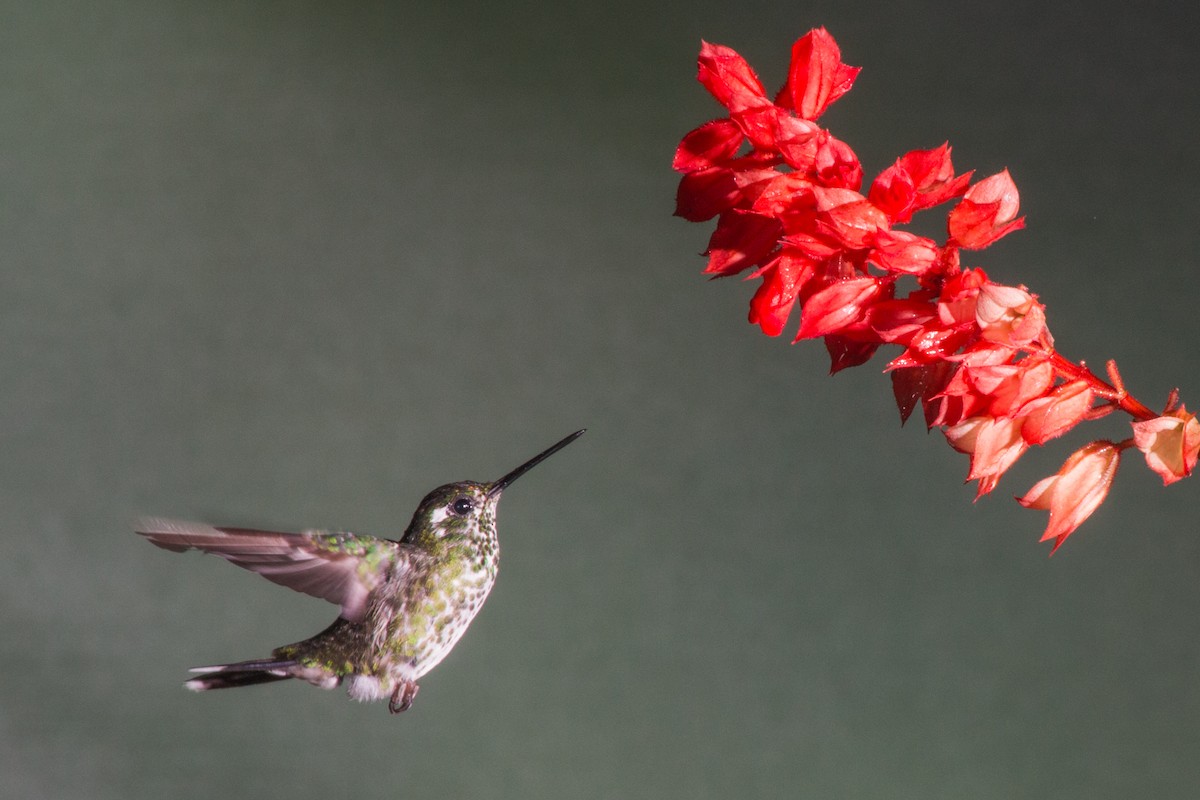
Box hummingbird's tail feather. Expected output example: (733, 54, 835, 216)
(183, 658, 298, 692)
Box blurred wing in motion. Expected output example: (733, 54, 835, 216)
(135, 517, 416, 622)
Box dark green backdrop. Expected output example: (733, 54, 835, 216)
(4, 2, 1200, 798)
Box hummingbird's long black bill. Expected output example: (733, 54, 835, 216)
(488, 429, 585, 497)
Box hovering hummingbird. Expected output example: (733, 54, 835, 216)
(136, 429, 584, 715)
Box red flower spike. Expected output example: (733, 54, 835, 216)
(697, 41, 771, 115)
(1132, 406, 1200, 485)
(673, 118, 745, 173)
(779, 27, 861, 121)
(703, 210, 782, 277)
(1019, 441, 1122, 552)
(675, 30, 1188, 548)
(948, 170, 1026, 250)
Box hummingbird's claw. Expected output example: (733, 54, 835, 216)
(388, 680, 419, 714)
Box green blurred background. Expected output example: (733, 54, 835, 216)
(4, 2, 1200, 797)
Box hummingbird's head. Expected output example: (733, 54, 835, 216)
(403, 481, 501, 550)
(400, 430, 585, 551)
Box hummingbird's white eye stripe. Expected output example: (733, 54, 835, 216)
(427, 507, 451, 526)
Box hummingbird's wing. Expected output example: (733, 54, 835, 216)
(135, 517, 419, 623)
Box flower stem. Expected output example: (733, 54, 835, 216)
(1047, 352, 1156, 421)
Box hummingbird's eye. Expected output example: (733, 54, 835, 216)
(450, 497, 475, 516)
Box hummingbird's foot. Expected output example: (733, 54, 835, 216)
(388, 680, 419, 714)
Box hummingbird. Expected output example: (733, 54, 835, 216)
(136, 429, 583, 715)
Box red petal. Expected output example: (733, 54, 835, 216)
(898, 144, 973, 212)
(750, 173, 818, 218)
(811, 133, 863, 190)
(747, 253, 814, 336)
(868, 163, 917, 223)
(1021, 380, 1094, 445)
(676, 163, 780, 223)
(936, 267, 989, 326)
(732, 106, 784, 150)
(974, 282, 1048, 347)
(812, 199, 889, 250)
(779, 28, 861, 120)
(964, 358, 1055, 419)
(795, 276, 884, 340)
(824, 336, 879, 374)
(773, 115, 823, 172)
(1132, 407, 1200, 485)
(870, 145, 973, 224)
(673, 118, 745, 172)
(674, 168, 739, 222)
(1018, 441, 1121, 551)
(963, 417, 1028, 498)
(890, 361, 956, 425)
(780, 230, 840, 263)
(728, 163, 787, 208)
(869, 229, 939, 275)
(947, 170, 1026, 250)
(703, 210, 782, 277)
(886, 326, 972, 370)
(697, 41, 770, 115)
(864, 298, 938, 344)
